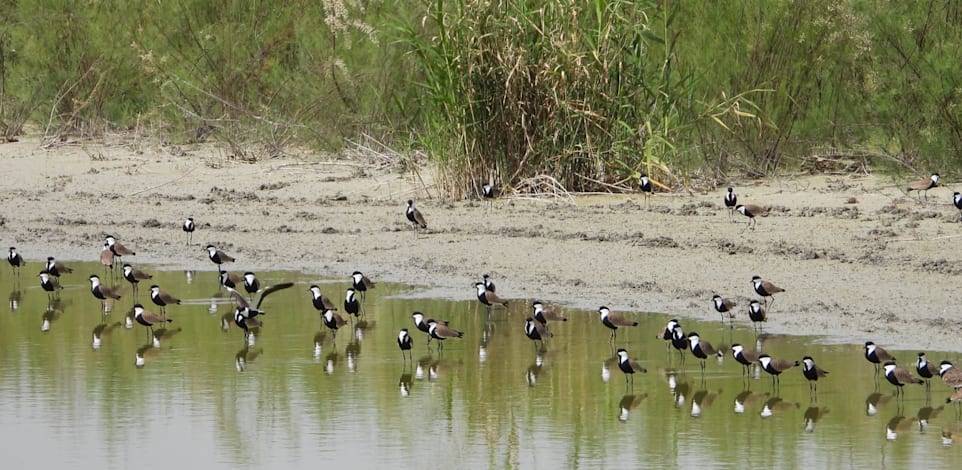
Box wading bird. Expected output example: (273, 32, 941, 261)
(883, 361, 923, 399)
(475, 282, 508, 309)
(758, 354, 799, 388)
(524, 317, 551, 352)
(616, 348, 647, 389)
(397, 329, 413, 363)
(907, 173, 939, 201)
(88, 275, 122, 311)
(735, 204, 768, 230)
(724, 187, 737, 222)
(599, 306, 638, 342)
(406, 200, 427, 237)
(801, 356, 829, 398)
(122, 264, 152, 297)
(183, 217, 195, 246)
(427, 319, 463, 352)
(150, 285, 181, 314)
(865, 341, 895, 377)
(133, 304, 172, 341)
(751, 275, 784, 311)
(228, 282, 294, 342)
(712, 294, 737, 326)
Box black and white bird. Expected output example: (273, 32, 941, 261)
(724, 187, 737, 222)
(907, 173, 939, 201)
(7, 247, 24, 278)
(206, 245, 235, 268)
(219, 270, 242, 289)
(598, 306, 638, 342)
(883, 361, 923, 398)
(616, 348, 647, 388)
(656, 319, 679, 352)
(351, 271, 375, 297)
(475, 282, 508, 308)
(524, 317, 552, 352)
(482, 273, 496, 293)
(639, 174, 653, 207)
(751, 275, 784, 310)
(954, 193, 962, 221)
(122, 264, 152, 297)
(670, 323, 689, 361)
(686, 332, 721, 372)
(228, 282, 294, 342)
(243, 272, 260, 299)
(747, 300, 767, 333)
(917, 352, 940, 391)
(735, 204, 768, 230)
(397, 329, 413, 362)
(39, 271, 62, 299)
(801, 356, 829, 396)
(711, 294, 737, 325)
(321, 308, 348, 340)
(864, 341, 895, 376)
(105, 235, 135, 267)
(532, 301, 567, 329)
(939, 361, 962, 395)
(183, 217, 196, 246)
(88, 274, 122, 310)
(133, 303, 171, 340)
(482, 183, 497, 209)
(428, 319, 463, 351)
(406, 200, 427, 236)
(758, 354, 799, 387)
(411, 312, 434, 346)
(344, 288, 361, 321)
(45, 256, 72, 278)
(309, 285, 338, 311)
(149, 285, 181, 314)
(731, 344, 760, 377)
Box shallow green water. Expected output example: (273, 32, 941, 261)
(1, 261, 961, 469)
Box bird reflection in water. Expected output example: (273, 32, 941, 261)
(942, 422, 962, 446)
(9, 288, 22, 312)
(235, 346, 263, 372)
(865, 392, 893, 416)
(479, 321, 495, 364)
(345, 336, 361, 372)
(917, 404, 943, 432)
(734, 389, 769, 414)
(760, 396, 799, 418)
(184, 270, 195, 285)
(399, 370, 413, 397)
(135, 342, 164, 368)
(313, 332, 326, 360)
(415, 355, 432, 380)
(92, 321, 122, 350)
(885, 414, 919, 441)
(325, 350, 338, 375)
(803, 406, 829, 433)
(152, 327, 182, 345)
(691, 388, 720, 418)
(526, 353, 545, 387)
(618, 394, 647, 422)
(41, 300, 65, 332)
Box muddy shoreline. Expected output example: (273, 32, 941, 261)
(2, 137, 961, 352)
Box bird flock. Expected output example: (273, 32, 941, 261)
(4, 175, 962, 414)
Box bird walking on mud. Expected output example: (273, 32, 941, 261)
(406, 200, 427, 237)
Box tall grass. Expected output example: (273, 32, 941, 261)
(397, 0, 762, 196)
(3, 1, 962, 195)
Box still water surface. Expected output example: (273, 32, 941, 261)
(1, 262, 961, 469)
